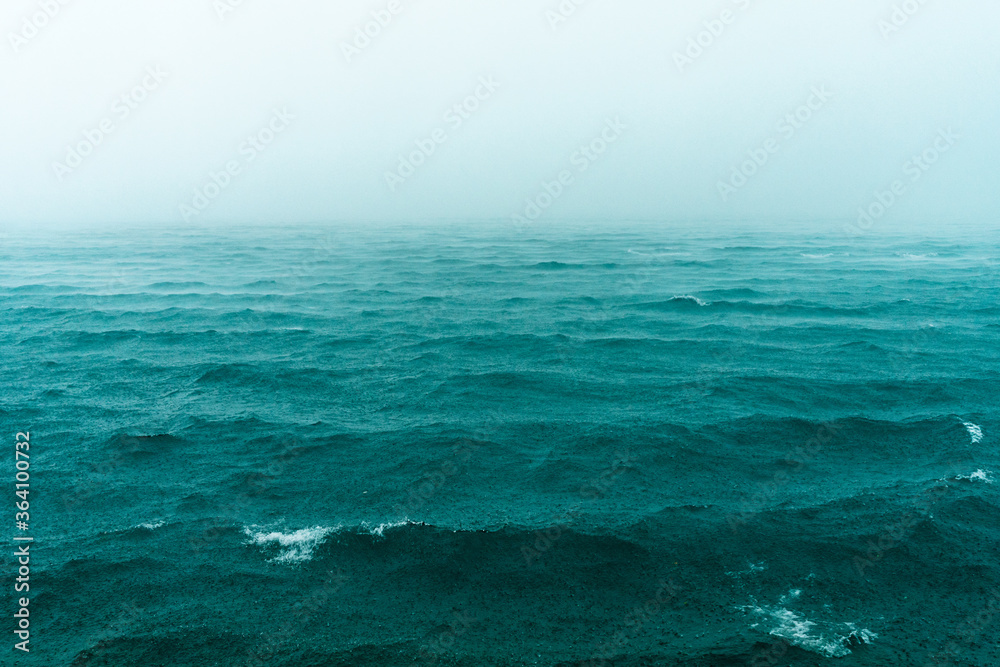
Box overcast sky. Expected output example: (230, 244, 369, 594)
(1, 0, 997, 231)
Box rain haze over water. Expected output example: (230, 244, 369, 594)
(2, 2, 999, 666)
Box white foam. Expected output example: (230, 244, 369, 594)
(669, 295, 709, 307)
(779, 589, 802, 605)
(962, 421, 984, 444)
(768, 607, 848, 658)
(244, 525, 335, 564)
(108, 520, 165, 535)
(244, 520, 415, 563)
(742, 593, 878, 659)
(801, 253, 833, 259)
(843, 622, 879, 646)
(955, 469, 995, 484)
(726, 561, 766, 578)
(361, 519, 411, 537)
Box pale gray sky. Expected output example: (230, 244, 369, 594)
(1, 0, 997, 231)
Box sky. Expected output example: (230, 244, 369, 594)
(1, 0, 998, 232)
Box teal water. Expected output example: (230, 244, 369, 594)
(1, 224, 998, 665)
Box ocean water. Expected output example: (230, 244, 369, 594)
(1, 224, 998, 666)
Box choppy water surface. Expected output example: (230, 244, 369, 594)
(1, 224, 998, 665)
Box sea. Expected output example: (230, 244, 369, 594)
(1, 223, 997, 666)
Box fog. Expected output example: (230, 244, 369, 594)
(1, 0, 997, 232)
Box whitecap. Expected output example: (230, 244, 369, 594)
(800, 253, 833, 259)
(669, 295, 709, 306)
(105, 520, 165, 535)
(360, 519, 411, 537)
(954, 469, 995, 484)
(244, 521, 416, 563)
(962, 421, 983, 444)
(742, 593, 877, 659)
(244, 525, 335, 564)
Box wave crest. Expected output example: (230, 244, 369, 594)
(244, 526, 335, 564)
(244, 521, 416, 564)
(962, 421, 984, 444)
(743, 593, 877, 658)
(668, 295, 710, 307)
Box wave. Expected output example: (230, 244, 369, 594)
(699, 287, 765, 298)
(411, 332, 570, 352)
(146, 281, 210, 290)
(837, 340, 885, 351)
(70, 631, 425, 667)
(668, 295, 710, 307)
(195, 363, 259, 385)
(244, 521, 413, 564)
(523, 260, 618, 270)
(529, 261, 585, 270)
(103, 434, 185, 458)
(962, 421, 984, 444)
(742, 590, 877, 658)
(361, 519, 412, 537)
(70, 629, 258, 666)
(8, 284, 87, 294)
(952, 469, 995, 484)
(627, 248, 687, 259)
(97, 520, 168, 538)
(633, 298, 870, 315)
(707, 414, 981, 450)
(238, 520, 655, 571)
(630, 293, 936, 318)
(135, 520, 165, 531)
(244, 525, 335, 564)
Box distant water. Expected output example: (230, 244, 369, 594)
(1, 224, 998, 666)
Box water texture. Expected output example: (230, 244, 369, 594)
(1, 224, 998, 666)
